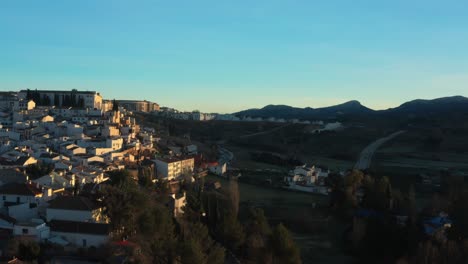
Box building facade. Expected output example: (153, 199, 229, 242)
(117, 100, 160, 112)
(18, 90, 103, 109)
(154, 157, 194, 180)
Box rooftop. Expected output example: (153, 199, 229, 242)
(49, 220, 111, 235)
(48, 196, 100, 211)
(0, 183, 42, 196)
(19, 90, 99, 95)
(155, 156, 195, 163)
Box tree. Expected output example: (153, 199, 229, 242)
(179, 222, 225, 264)
(112, 99, 119, 111)
(216, 213, 245, 252)
(18, 241, 40, 261)
(245, 208, 272, 262)
(26, 89, 32, 100)
(449, 192, 468, 240)
(137, 205, 177, 263)
(270, 223, 301, 264)
(107, 170, 136, 190)
(54, 94, 60, 106)
(228, 179, 240, 218)
(180, 239, 205, 264)
(100, 184, 148, 236)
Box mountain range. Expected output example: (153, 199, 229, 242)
(234, 96, 468, 120)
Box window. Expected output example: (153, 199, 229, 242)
(2, 196, 5, 201)
(16, 197, 20, 203)
(22, 228, 28, 234)
(82, 239, 87, 247)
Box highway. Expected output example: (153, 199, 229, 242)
(354, 130, 405, 170)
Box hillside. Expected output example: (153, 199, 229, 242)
(234, 96, 468, 121)
(235, 100, 374, 120)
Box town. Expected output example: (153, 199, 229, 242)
(0, 89, 221, 262)
(1, 88, 468, 264)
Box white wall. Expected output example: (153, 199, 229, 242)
(1, 194, 41, 207)
(50, 231, 108, 247)
(13, 223, 50, 241)
(46, 208, 93, 222)
(8, 203, 38, 221)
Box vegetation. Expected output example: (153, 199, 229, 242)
(96, 170, 302, 263)
(328, 168, 468, 264)
(26, 163, 54, 180)
(26, 88, 85, 107)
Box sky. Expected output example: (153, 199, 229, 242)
(1, 0, 467, 113)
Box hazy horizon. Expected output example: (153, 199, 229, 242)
(1, 1, 467, 113)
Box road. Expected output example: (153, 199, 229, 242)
(354, 130, 405, 170)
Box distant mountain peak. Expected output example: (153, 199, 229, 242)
(234, 96, 468, 120)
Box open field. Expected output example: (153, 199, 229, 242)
(371, 128, 468, 191)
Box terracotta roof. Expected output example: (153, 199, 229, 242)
(48, 196, 100, 211)
(0, 183, 42, 196)
(49, 220, 111, 235)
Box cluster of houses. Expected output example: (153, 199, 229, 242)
(0, 89, 211, 254)
(283, 164, 330, 195)
(155, 107, 325, 124)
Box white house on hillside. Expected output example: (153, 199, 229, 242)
(49, 220, 111, 248)
(46, 196, 107, 223)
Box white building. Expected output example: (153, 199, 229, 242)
(169, 192, 186, 218)
(18, 90, 103, 109)
(106, 137, 124, 151)
(13, 218, 50, 241)
(32, 172, 75, 190)
(13, 99, 36, 111)
(154, 157, 195, 180)
(49, 220, 111, 248)
(0, 182, 53, 209)
(46, 196, 107, 223)
(209, 162, 227, 176)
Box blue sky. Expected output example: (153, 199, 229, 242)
(1, 0, 467, 113)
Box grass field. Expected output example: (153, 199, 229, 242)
(371, 128, 468, 192)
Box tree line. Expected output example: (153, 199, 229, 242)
(25, 89, 85, 108)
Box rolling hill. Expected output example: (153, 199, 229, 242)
(234, 96, 468, 120)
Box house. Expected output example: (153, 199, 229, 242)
(40, 115, 54, 122)
(0, 213, 16, 230)
(13, 218, 50, 242)
(101, 125, 120, 137)
(209, 162, 227, 176)
(106, 137, 123, 151)
(0, 169, 28, 186)
(60, 144, 86, 156)
(0, 156, 37, 169)
(32, 172, 74, 190)
(423, 213, 452, 242)
(49, 220, 111, 248)
(168, 192, 186, 218)
(0, 183, 49, 208)
(184, 145, 198, 155)
(46, 196, 107, 223)
(13, 99, 35, 111)
(154, 157, 194, 180)
(0, 182, 54, 221)
(6, 202, 38, 222)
